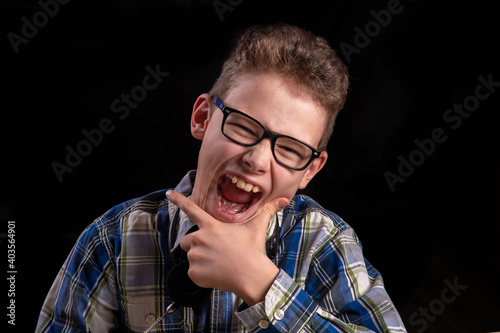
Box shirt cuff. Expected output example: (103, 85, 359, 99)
(235, 269, 318, 332)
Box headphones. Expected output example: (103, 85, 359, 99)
(166, 206, 281, 310)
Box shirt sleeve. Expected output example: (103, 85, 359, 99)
(36, 223, 121, 332)
(235, 227, 406, 332)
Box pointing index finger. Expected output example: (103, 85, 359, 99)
(166, 190, 211, 228)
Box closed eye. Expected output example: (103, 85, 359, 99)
(226, 122, 259, 139)
(276, 144, 305, 159)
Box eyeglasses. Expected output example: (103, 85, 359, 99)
(212, 96, 321, 171)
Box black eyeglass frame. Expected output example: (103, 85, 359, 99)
(212, 96, 321, 171)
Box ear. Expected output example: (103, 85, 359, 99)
(298, 150, 328, 189)
(191, 93, 212, 140)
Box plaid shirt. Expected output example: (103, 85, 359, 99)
(37, 171, 406, 332)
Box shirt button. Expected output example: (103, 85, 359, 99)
(274, 309, 285, 320)
(145, 313, 156, 324)
(259, 319, 270, 329)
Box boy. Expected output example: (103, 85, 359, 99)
(37, 24, 406, 332)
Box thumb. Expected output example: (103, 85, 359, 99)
(262, 196, 290, 219)
(247, 196, 289, 246)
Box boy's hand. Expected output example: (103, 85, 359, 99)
(166, 190, 289, 306)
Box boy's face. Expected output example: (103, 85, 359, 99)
(190, 73, 328, 223)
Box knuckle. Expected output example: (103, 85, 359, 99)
(264, 204, 276, 216)
(187, 267, 198, 283)
(190, 233, 202, 246)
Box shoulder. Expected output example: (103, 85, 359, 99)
(277, 195, 364, 286)
(75, 189, 171, 254)
(94, 189, 170, 230)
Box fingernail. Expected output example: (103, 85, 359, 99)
(165, 190, 172, 198)
(278, 200, 288, 209)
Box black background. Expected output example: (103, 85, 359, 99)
(2, 0, 499, 332)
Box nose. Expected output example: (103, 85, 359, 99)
(241, 139, 273, 174)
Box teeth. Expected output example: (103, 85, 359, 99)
(244, 183, 254, 192)
(226, 174, 261, 193)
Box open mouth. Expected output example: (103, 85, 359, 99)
(217, 174, 262, 215)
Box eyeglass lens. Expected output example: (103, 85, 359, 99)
(223, 111, 314, 169)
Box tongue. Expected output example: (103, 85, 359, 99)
(219, 177, 255, 204)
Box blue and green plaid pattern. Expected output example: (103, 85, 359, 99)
(37, 171, 406, 332)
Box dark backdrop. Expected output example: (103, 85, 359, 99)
(2, 0, 499, 332)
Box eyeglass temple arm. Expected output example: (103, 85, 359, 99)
(212, 96, 225, 111)
(212, 96, 224, 109)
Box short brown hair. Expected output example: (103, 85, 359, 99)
(208, 23, 349, 149)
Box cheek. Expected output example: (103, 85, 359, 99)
(198, 127, 225, 159)
(197, 135, 240, 172)
(271, 170, 304, 199)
